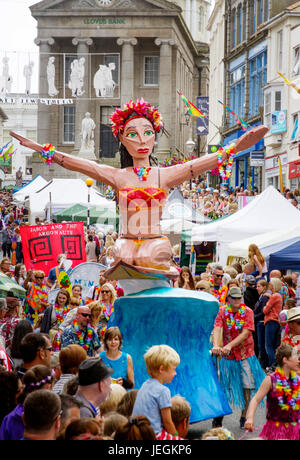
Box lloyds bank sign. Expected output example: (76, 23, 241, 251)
(83, 18, 126, 24)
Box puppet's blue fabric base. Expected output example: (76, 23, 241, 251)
(108, 287, 232, 422)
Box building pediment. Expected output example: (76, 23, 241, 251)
(31, 0, 181, 13)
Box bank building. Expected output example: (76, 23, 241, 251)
(21, 0, 210, 182)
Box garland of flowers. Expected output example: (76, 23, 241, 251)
(72, 319, 94, 352)
(40, 144, 55, 165)
(102, 303, 114, 322)
(224, 303, 246, 331)
(216, 144, 236, 181)
(54, 304, 70, 328)
(133, 167, 151, 181)
(209, 278, 227, 305)
(274, 367, 300, 411)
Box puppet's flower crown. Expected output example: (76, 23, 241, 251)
(110, 98, 163, 137)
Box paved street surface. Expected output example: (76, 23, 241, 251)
(187, 406, 266, 440)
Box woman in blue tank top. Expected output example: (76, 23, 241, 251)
(99, 326, 134, 390)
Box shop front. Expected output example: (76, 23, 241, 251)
(222, 120, 265, 191)
(289, 160, 300, 190)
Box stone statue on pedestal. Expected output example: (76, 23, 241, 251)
(79, 112, 96, 160)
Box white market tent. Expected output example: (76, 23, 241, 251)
(191, 186, 300, 266)
(226, 225, 300, 261)
(28, 178, 116, 224)
(13, 175, 48, 203)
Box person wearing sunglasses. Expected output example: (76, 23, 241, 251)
(195, 280, 211, 294)
(61, 306, 101, 357)
(209, 264, 228, 308)
(23, 270, 49, 325)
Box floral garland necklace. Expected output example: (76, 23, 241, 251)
(133, 167, 151, 181)
(274, 367, 300, 411)
(216, 144, 235, 181)
(224, 303, 246, 331)
(101, 302, 114, 322)
(72, 319, 93, 352)
(54, 303, 70, 327)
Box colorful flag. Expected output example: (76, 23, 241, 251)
(2, 144, 14, 160)
(178, 91, 207, 118)
(278, 72, 300, 95)
(218, 100, 249, 131)
(0, 140, 11, 155)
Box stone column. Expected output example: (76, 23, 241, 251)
(34, 37, 55, 144)
(117, 38, 138, 105)
(72, 37, 94, 156)
(155, 38, 175, 160)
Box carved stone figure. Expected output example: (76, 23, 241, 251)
(47, 57, 59, 97)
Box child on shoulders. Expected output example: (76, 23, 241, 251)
(132, 344, 180, 437)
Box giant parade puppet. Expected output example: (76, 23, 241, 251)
(10, 99, 268, 421)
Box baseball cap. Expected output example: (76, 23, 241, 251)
(77, 358, 114, 386)
(245, 275, 256, 286)
(228, 286, 242, 298)
(287, 307, 300, 323)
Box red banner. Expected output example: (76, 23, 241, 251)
(20, 222, 86, 276)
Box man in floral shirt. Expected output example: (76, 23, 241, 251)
(212, 286, 265, 428)
(61, 306, 101, 357)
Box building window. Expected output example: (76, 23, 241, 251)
(293, 46, 300, 75)
(144, 56, 159, 86)
(264, 0, 269, 21)
(229, 65, 245, 127)
(64, 55, 76, 85)
(291, 113, 299, 140)
(251, 0, 256, 34)
(198, 6, 203, 32)
(277, 30, 283, 72)
(258, 0, 263, 26)
(249, 51, 267, 117)
(264, 91, 271, 127)
(232, 8, 237, 48)
(63, 106, 75, 143)
(237, 4, 243, 45)
(100, 106, 118, 159)
(275, 91, 281, 111)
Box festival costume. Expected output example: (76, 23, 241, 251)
(209, 278, 228, 307)
(259, 370, 300, 440)
(60, 320, 101, 357)
(214, 304, 265, 409)
(24, 282, 48, 324)
(98, 302, 114, 338)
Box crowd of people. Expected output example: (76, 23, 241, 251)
(0, 183, 300, 441)
(179, 179, 300, 220)
(0, 237, 299, 441)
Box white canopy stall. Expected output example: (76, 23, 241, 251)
(191, 187, 300, 266)
(28, 178, 116, 225)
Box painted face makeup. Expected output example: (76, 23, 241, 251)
(119, 117, 155, 164)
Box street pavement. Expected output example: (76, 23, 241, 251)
(187, 405, 266, 440)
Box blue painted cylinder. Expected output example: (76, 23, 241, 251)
(108, 287, 232, 422)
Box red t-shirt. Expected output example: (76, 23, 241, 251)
(214, 305, 255, 361)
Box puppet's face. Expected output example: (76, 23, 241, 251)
(119, 116, 155, 163)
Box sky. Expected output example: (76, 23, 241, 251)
(0, 0, 39, 93)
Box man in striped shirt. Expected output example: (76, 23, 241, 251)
(156, 395, 191, 440)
